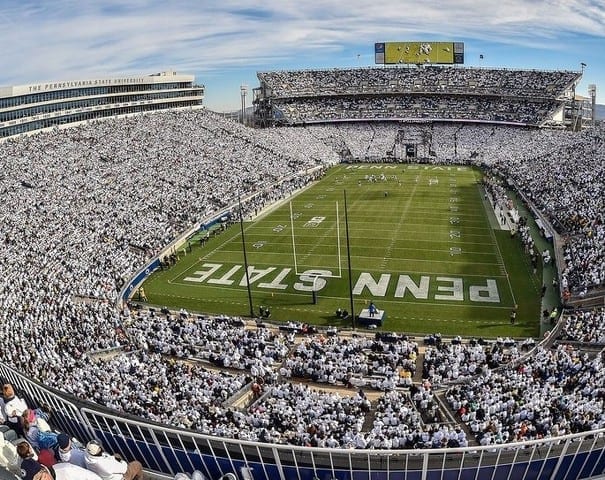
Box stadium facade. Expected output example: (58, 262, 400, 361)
(0, 71, 204, 138)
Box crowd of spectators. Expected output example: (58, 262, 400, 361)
(53, 351, 249, 429)
(259, 66, 577, 126)
(0, 108, 331, 438)
(446, 343, 605, 445)
(243, 382, 369, 447)
(281, 334, 418, 390)
(422, 338, 522, 384)
(125, 312, 287, 382)
(202, 380, 454, 449)
(0, 105, 604, 455)
(0, 381, 149, 479)
(273, 95, 559, 126)
(558, 308, 605, 344)
(368, 389, 467, 448)
(479, 124, 605, 296)
(258, 66, 578, 99)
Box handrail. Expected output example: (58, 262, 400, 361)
(1, 358, 604, 480)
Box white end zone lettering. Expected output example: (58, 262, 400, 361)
(352, 272, 391, 296)
(182, 264, 502, 304)
(469, 279, 500, 303)
(435, 277, 464, 301)
(294, 269, 332, 292)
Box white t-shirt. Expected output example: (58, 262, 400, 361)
(54, 462, 103, 480)
(85, 452, 128, 480)
(4, 397, 27, 424)
(58, 445, 87, 469)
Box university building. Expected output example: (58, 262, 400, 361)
(0, 70, 204, 138)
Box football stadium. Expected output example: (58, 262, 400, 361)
(0, 50, 604, 480)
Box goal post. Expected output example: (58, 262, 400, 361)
(312, 275, 320, 304)
(289, 200, 343, 279)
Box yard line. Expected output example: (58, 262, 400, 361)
(172, 256, 510, 278)
(216, 245, 501, 259)
(479, 183, 517, 306)
(163, 284, 513, 311)
(380, 177, 420, 269)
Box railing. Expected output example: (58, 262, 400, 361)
(2, 361, 604, 480)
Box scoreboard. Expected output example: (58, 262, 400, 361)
(375, 42, 464, 65)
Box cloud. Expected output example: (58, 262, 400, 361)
(0, 0, 603, 108)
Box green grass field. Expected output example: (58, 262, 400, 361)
(142, 164, 542, 337)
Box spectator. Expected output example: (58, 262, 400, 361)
(36, 449, 57, 471)
(84, 440, 145, 480)
(0, 430, 20, 475)
(53, 462, 103, 480)
(2, 384, 27, 437)
(19, 458, 54, 480)
(22, 410, 58, 451)
(56, 434, 86, 469)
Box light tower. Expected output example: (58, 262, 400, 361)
(240, 84, 248, 126)
(588, 84, 597, 126)
(570, 63, 587, 131)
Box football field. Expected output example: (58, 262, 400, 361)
(142, 164, 542, 337)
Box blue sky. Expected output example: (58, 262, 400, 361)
(1, 0, 604, 112)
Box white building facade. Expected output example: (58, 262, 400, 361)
(0, 71, 204, 138)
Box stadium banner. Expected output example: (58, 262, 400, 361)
(121, 258, 161, 302)
(375, 41, 464, 65)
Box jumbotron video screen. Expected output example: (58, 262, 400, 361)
(375, 41, 464, 65)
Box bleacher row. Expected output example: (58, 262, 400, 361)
(258, 66, 579, 99)
(257, 66, 579, 125)
(272, 95, 559, 125)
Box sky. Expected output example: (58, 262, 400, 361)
(1, 0, 604, 112)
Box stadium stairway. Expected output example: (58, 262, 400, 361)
(414, 348, 479, 447)
(413, 349, 425, 384)
(230, 388, 256, 410)
(434, 391, 478, 447)
(360, 401, 378, 432)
